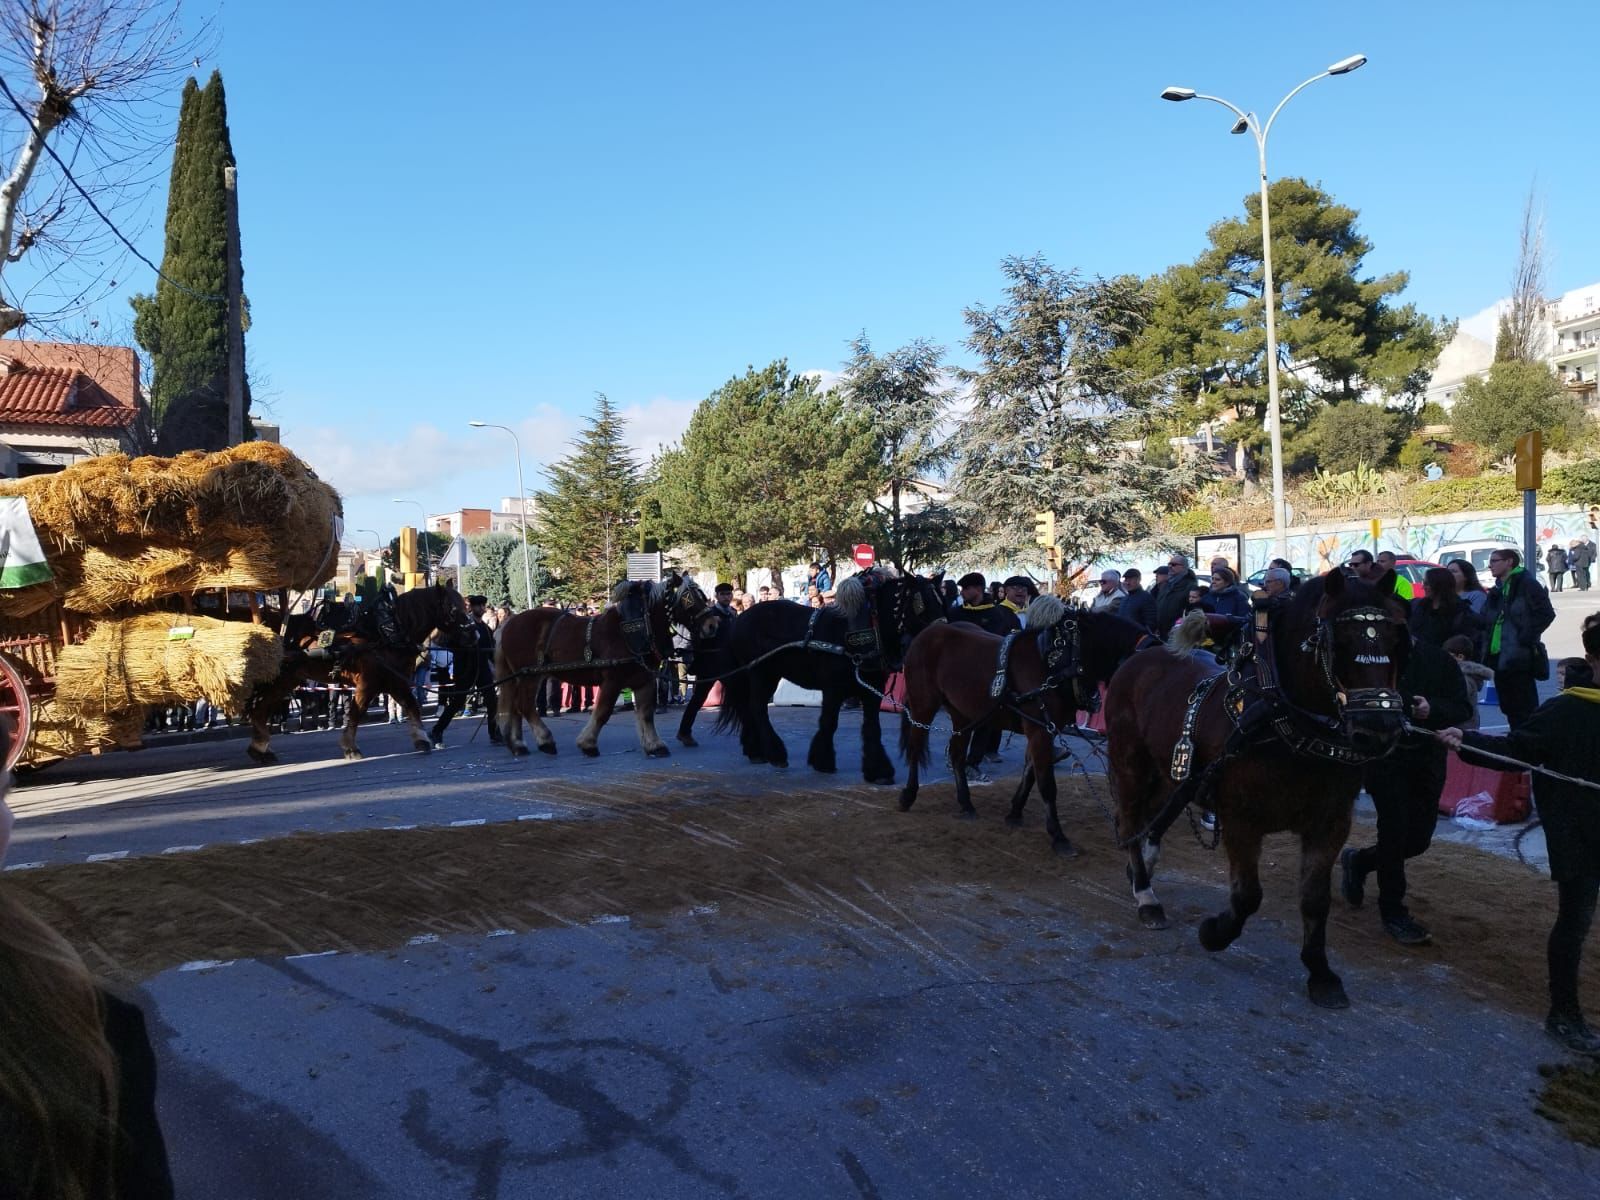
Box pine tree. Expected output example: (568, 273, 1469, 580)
(131, 71, 249, 451)
(533, 395, 643, 602)
(953, 256, 1205, 566)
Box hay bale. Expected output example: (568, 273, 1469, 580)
(0, 442, 343, 607)
(55, 614, 283, 716)
(21, 700, 143, 767)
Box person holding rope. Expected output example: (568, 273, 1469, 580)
(677, 582, 736, 748)
(1438, 616, 1600, 1057)
(428, 595, 502, 748)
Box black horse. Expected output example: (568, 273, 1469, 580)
(715, 570, 946, 784)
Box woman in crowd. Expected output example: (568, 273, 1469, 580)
(1200, 565, 1251, 624)
(1410, 566, 1484, 653)
(0, 723, 174, 1198)
(1448, 558, 1489, 616)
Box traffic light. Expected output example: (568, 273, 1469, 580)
(1514, 430, 1543, 491)
(1046, 546, 1062, 571)
(1034, 511, 1056, 549)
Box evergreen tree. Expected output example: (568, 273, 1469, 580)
(131, 71, 249, 452)
(650, 361, 878, 579)
(462, 531, 520, 606)
(953, 256, 1205, 566)
(839, 334, 966, 572)
(533, 395, 643, 602)
(505, 543, 551, 610)
(1125, 179, 1445, 464)
(1450, 362, 1591, 460)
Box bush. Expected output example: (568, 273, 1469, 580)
(1405, 475, 1522, 515)
(1396, 434, 1436, 476)
(1450, 361, 1591, 459)
(1166, 506, 1216, 536)
(1417, 401, 1449, 426)
(1294, 403, 1404, 474)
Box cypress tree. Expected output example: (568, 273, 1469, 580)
(131, 71, 249, 451)
(533, 395, 643, 603)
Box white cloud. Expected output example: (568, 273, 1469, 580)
(617, 395, 699, 463)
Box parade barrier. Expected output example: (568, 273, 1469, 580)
(1439, 754, 1532, 825)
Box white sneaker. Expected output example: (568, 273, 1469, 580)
(966, 767, 993, 786)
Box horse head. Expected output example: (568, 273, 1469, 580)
(394, 581, 469, 644)
(658, 570, 708, 629)
(1023, 594, 1098, 712)
(1282, 567, 1410, 756)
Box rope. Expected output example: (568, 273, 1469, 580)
(1405, 720, 1600, 794)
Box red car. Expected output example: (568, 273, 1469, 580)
(1387, 557, 1439, 600)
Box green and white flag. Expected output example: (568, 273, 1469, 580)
(0, 497, 54, 589)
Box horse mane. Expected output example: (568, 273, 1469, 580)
(1025, 593, 1066, 630)
(834, 574, 867, 617)
(1168, 609, 1210, 652)
(610, 580, 632, 606)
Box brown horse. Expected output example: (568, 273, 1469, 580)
(495, 574, 706, 758)
(1102, 569, 1410, 1008)
(246, 581, 470, 764)
(897, 594, 1110, 856)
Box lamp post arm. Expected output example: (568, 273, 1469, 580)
(1192, 92, 1250, 126)
(1261, 70, 1331, 145)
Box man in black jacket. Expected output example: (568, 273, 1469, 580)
(1341, 636, 1473, 946)
(1119, 568, 1157, 632)
(950, 573, 1020, 637)
(1484, 547, 1555, 728)
(429, 595, 502, 747)
(1154, 553, 1198, 636)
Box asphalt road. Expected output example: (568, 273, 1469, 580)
(7, 700, 1598, 1197)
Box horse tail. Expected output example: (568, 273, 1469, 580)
(713, 665, 749, 736)
(1168, 609, 1209, 654)
(1024, 593, 1067, 630)
(898, 708, 931, 769)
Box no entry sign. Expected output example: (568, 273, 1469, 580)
(852, 544, 875, 568)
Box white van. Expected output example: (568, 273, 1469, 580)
(1435, 539, 1544, 579)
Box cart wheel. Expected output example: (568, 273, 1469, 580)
(0, 653, 33, 772)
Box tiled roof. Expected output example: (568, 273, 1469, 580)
(0, 363, 139, 429)
(0, 338, 140, 409)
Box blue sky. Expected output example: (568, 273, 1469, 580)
(20, 1, 1600, 542)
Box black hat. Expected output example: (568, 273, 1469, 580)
(466, 594, 488, 606)
(714, 582, 734, 593)
(1002, 575, 1032, 589)
(957, 572, 986, 589)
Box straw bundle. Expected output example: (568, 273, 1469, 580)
(22, 700, 144, 767)
(55, 614, 284, 716)
(0, 442, 343, 599)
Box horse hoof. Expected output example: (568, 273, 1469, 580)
(1051, 838, 1080, 859)
(1197, 916, 1231, 952)
(414, 742, 432, 755)
(677, 733, 698, 748)
(1138, 904, 1169, 931)
(865, 772, 895, 786)
(769, 758, 788, 770)
(897, 791, 916, 812)
(808, 760, 837, 774)
(246, 747, 277, 766)
(580, 746, 600, 758)
(646, 745, 671, 759)
(1004, 813, 1023, 827)
(343, 749, 364, 762)
(1308, 977, 1351, 1010)
(511, 744, 531, 758)
(747, 755, 767, 765)
(538, 743, 557, 756)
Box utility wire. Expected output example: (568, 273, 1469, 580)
(0, 73, 225, 304)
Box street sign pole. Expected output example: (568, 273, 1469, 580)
(1516, 431, 1543, 574)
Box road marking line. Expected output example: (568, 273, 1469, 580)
(86, 850, 129, 862)
(3, 861, 46, 871)
(178, 959, 234, 972)
(407, 933, 440, 945)
(589, 914, 630, 926)
(450, 818, 486, 827)
(386, 824, 417, 831)
(688, 903, 720, 917)
(163, 844, 205, 854)
(517, 813, 554, 821)
(285, 950, 339, 961)
(486, 929, 515, 938)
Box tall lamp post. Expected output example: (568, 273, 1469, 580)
(469, 420, 534, 605)
(1160, 53, 1367, 562)
(392, 498, 431, 581)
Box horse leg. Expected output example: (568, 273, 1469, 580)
(754, 675, 787, 768)
(948, 730, 977, 819)
(246, 678, 288, 764)
(1005, 755, 1035, 825)
(340, 676, 375, 760)
(633, 676, 670, 758)
(807, 689, 842, 774)
(896, 718, 927, 813)
(1198, 826, 1263, 953)
(1299, 830, 1351, 1010)
(1109, 754, 1167, 929)
(1031, 727, 1077, 858)
(575, 679, 619, 757)
(858, 688, 895, 786)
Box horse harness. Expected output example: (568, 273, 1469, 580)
(1147, 599, 1407, 847)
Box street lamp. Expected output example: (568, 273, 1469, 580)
(469, 420, 534, 605)
(392, 498, 431, 581)
(1160, 54, 1367, 561)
